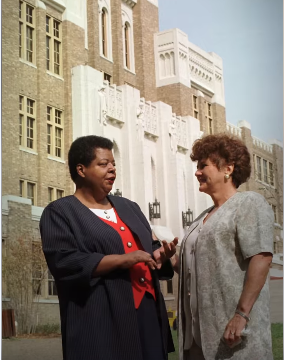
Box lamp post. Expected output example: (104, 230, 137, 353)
(109, 189, 122, 197)
(113, 189, 122, 197)
(182, 208, 193, 227)
(149, 198, 161, 220)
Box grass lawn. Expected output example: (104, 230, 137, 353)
(169, 323, 283, 360)
(272, 323, 283, 360)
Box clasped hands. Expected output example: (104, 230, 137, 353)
(120, 237, 178, 270)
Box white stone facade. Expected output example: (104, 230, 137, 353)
(154, 28, 226, 106)
(72, 65, 212, 241)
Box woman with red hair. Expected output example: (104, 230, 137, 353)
(169, 134, 274, 360)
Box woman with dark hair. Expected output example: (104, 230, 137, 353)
(40, 135, 177, 360)
(168, 134, 274, 360)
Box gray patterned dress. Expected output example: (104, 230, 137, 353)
(178, 191, 274, 360)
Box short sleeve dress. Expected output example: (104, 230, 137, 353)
(177, 191, 274, 360)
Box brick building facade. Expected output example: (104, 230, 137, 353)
(2, 0, 282, 330)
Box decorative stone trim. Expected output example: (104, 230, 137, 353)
(42, 0, 66, 13)
(19, 58, 37, 69)
(121, 0, 137, 8)
(46, 71, 64, 81)
(252, 136, 273, 153)
(36, 0, 46, 10)
(2, 195, 32, 216)
(47, 155, 66, 164)
(19, 147, 38, 156)
(35, 298, 59, 304)
(32, 206, 44, 221)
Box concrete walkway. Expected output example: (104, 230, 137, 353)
(2, 338, 62, 360)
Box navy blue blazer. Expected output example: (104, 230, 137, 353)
(40, 195, 174, 360)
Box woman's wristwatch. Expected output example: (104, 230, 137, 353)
(235, 309, 250, 322)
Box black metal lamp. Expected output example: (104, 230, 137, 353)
(109, 189, 122, 196)
(149, 198, 161, 220)
(113, 189, 122, 197)
(182, 208, 193, 227)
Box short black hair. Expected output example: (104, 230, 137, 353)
(68, 135, 113, 182)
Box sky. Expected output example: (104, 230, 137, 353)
(158, 0, 283, 143)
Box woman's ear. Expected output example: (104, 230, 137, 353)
(226, 163, 234, 176)
(76, 164, 85, 178)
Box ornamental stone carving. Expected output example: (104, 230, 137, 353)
(169, 114, 177, 153)
(98, 84, 107, 126)
(136, 98, 146, 141)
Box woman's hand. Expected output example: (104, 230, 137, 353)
(153, 237, 179, 269)
(223, 313, 247, 347)
(222, 252, 271, 347)
(120, 250, 157, 270)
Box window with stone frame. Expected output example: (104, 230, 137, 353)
(46, 15, 62, 76)
(271, 204, 277, 223)
(269, 162, 274, 186)
(256, 155, 262, 180)
(32, 241, 57, 299)
(207, 102, 213, 134)
(273, 241, 277, 254)
(48, 270, 58, 296)
(47, 106, 64, 158)
(48, 187, 64, 203)
(103, 72, 112, 84)
(32, 242, 44, 296)
(263, 159, 268, 183)
(19, 179, 37, 205)
(101, 8, 108, 57)
(193, 95, 198, 119)
(19, 95, 36, 150)
(19, 1, 35, 63)
(124, 22, 130, 69)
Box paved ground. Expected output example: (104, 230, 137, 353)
(2, 337, 62, 360)
(2, 280, 283, 360)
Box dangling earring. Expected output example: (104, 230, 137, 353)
(224, 173, 230, 180)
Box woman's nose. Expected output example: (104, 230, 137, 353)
(108, 164, 116, 172)
(195, 169, 201, 177)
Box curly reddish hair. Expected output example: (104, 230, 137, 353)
(190, 134, 251, 188)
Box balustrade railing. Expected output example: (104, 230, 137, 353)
(226, 122, 242, 138)
(252, 136, 273, 153)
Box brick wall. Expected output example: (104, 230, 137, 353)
(133, 0, 158, 101)
(157, 83, 194, 117)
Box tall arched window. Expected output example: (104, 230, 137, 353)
(101, 8, 107, 57)
(124, 22, 130, 69)
(165, 53, 170, 77)
(159, 54, 165, 77)
(170, 52, 175, 75)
